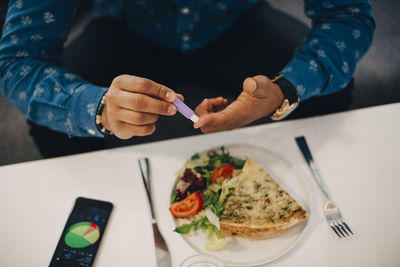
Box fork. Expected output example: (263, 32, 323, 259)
(138, 157, 171, 266)
(295, 136, 353, 238)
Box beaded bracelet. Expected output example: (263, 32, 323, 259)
(95, 95, 113, 135)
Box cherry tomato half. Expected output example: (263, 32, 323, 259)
(210, 164, 236, 184)
(169, 192, 203, 217)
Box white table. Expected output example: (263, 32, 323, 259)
(1, 103, 399, 267)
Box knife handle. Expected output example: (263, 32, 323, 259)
(295, 136, 331, 200)
(139, 157, 156, 222)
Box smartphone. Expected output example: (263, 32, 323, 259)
(49, 197, 113, 267)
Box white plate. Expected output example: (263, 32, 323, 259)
(171, 144, 312, 267)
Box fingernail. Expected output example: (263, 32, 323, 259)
(166, 92, 175, 101)
(244, 78, 257, 94)
(250, 81, 257, 93)
(168, 105, 176, 114)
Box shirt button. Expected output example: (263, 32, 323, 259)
(181, 7, 190, 14)
(182, 34, 190, 42)
(87, 129, 96, 135)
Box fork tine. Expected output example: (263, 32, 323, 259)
(330, 223, 342, 238)
(338, 222, 350, 236)
(333, 223, 346, 238)
(342, 222, 353, 234)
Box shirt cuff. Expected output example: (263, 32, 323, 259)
(279, 58, 327, 102)
(68, 83, 108, 137)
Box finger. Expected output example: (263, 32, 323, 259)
(194, 112, 230, 133)
(116, 108, 158, 125)
(194, 107, 232, 130)
(176, 94, 184, 101)
(194, 99, 248, 132)
(193, 113, 215, 129)
(204, 97, 227, 109)
(243, 75, 272, 98)
(113, 90, 177, 116)
(113, 121, 157, 139)
(111, 75, 177, 102)
(194, 97, 227, 116)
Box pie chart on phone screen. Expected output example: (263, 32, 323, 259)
(64, 222, 100, 248)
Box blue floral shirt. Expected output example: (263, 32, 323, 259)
(0, 0, 375, 137)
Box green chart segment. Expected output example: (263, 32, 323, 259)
(64, 221, 100, 248)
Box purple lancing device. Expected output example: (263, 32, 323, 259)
(172, 98, 199, 123)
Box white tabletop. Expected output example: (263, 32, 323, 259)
(1, 103, 399, 267)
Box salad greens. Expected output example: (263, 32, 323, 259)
(172, 147, 245, 251)
(174, 215, 220, 237)
(191, 146, 245, 186)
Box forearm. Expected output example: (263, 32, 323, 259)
(0, 58, 107, 137)
(280, 0, 375, 101)
(0, 0, 109, 137)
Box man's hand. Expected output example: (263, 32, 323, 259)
(101, 75, 181, 139)
(194, 75, 284, 133)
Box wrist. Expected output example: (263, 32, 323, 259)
(269, 75, 300, 121)
(100, 101, 109, 130)
(270, 82, 285, 111)
(96, 95, 113, 135)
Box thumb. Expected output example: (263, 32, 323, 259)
(243, 75, 272, 98)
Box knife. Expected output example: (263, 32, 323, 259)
(138, 157, 171, 267)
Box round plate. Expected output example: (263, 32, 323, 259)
(171, 144, 312, 266)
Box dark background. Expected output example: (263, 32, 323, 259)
(0, 0, 399, 166)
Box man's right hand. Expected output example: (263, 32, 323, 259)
(101, 75, 180, 139)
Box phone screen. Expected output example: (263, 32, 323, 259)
(49, 197, 113, 267)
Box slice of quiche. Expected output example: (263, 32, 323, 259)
(220, 157, 308, 239)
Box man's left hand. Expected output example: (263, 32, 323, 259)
(194, 75, 284, 133)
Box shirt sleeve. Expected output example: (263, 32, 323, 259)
(0, 0, 107, 137)
(279, 0, 375, 101)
